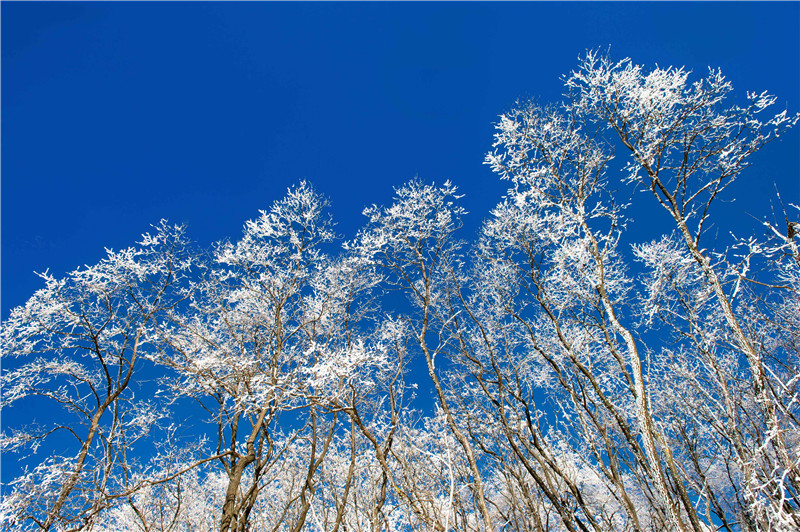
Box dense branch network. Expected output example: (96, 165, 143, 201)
(2, 54, 799, 532)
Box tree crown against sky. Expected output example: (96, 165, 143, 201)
(2, 2, 799, 320)
(2, 47, 800, 531)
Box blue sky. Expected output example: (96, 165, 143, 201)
(2, 1, 799, 318)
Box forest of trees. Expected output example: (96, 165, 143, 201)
(2, 53, 800, 532)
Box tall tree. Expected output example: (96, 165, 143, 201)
(1, 222, 192, 531)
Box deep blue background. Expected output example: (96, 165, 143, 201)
(3, 2, 799, 317)
(1, 0, 799, 491)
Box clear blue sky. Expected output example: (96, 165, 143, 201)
(3, 1, 799, 318)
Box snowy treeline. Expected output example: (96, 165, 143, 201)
(3, 54, 800, 532)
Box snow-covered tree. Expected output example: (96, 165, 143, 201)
(475, 52, 800, 531)
(152, 182, 385, 532)
(1, 222, 192, 531)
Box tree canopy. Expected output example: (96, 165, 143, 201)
(3, 53, 800, 532)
